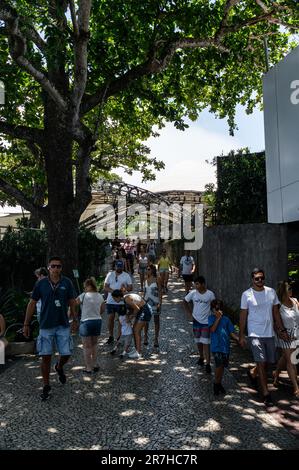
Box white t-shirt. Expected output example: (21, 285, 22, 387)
(180, 256, 195, 275)
(119, 315, 133, 336)
(78, 292, 105, 322)
(240, 287, 279, 337)
(185, 289, 215, 324)
(105, 271, 133, 305)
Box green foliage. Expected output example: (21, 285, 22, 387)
(0, 227, 107, 291)
(215, 149, 267, 224)
(78, 227, 107, 284)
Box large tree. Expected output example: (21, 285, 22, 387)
(0, 0, 298, 274)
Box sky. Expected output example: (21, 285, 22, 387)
(116, 105, 265, 192)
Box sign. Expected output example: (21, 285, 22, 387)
(72, 269, 79, 278)
(263, 45, 299, 223)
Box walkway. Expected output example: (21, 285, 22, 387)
(0, 276, 297, 450)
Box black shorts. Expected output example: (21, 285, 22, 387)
(213, 352, 229, 368)
(182, 274, 193, 283)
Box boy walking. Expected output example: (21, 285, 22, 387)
(183, 276, 215, 372)
(208, 299, 239, 395)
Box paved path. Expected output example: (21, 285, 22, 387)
(0, 276, 297, 450)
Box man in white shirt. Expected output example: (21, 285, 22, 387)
(240, 267, 288, 406)
(104, 260, 133, 344)
(180, 250, 196, 294)
(184, 276, 215, 373)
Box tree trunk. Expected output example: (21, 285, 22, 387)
(44, 210, 80, 279)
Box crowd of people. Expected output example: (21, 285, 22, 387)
(1, 240, 298, 408)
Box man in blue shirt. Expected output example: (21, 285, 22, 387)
(208, 299, 239, 396)
(23, 256, 76, 401)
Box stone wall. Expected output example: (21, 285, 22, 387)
(165, 223, 288, 311)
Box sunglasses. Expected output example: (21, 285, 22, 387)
(50, 264, 62, 269)
(254, 276, 265, 281)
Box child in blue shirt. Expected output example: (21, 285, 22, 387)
(208, 299, 239, 396)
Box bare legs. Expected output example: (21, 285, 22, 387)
(108, 313, 115, 338)
(197, 343, 210, 365)
(82, 336, 99, 371)
(41, 354, 70, 385)
(274, 349, 299, 395)
(143, 314, 160, 346)
(134, 321, 146, 354)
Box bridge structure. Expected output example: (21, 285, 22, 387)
(79, 180, 204, 236)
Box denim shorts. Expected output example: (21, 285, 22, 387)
(106, 304, 127, 316)
(136, 303, 152, 322)
(36, 326, 73, 356)
(79, 319, 102, 337)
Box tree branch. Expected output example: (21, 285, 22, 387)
(0, 121, 44, 144)
(71, 0, 91, 121)
(0, 3, 68, 112)
(0, 176, 43, 215)
(69, 0, 79, 37)
(81, 38, 229, 115)
(215, 0, 242, 40)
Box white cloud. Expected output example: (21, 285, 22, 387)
(116, 120, 243, 191)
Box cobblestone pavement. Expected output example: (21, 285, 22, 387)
(0, 276, 298, 450)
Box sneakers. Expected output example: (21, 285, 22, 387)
(205, 364, 212, 374)
(128, 350, 141, 359)
(54, 363, 66, 384)
(263, 393, 274, 407)
(40, 384, 51, 401)
(119, 351, 127, 359)
(107, 336, 114, 345)
(110, 348, 117, 355)
(197, 357, 204, 366)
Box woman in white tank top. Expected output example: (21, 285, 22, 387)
(273, 281, 299, 397)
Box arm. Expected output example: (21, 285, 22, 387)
(191, 262, 196, 274)
(230, 332, 240, 343)
(23, 299, 37, 337)
(209, 312, 222, 332)
(273, 304, 289, 341)
(239, 308, 248, 348)
(69, 298, 77, 320)
(100, 303, 106, 315)
(183, 300, 193, 321)
(104, 282, 114, 294)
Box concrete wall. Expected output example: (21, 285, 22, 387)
(166, 223, 288, 311)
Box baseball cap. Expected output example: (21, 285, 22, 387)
(115, 260, 124, 269)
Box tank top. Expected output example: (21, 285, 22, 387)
(159, 256, 171, 269)
(144, 280, 159, 307)
(124, 293, 143, 303)
(139, 255, 148, 268)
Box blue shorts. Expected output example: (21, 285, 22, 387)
(37, 326, 73, 356)
(79, 319, 102, 337)
(106, 304, 127, 316)
(136, 303, 152, 322)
